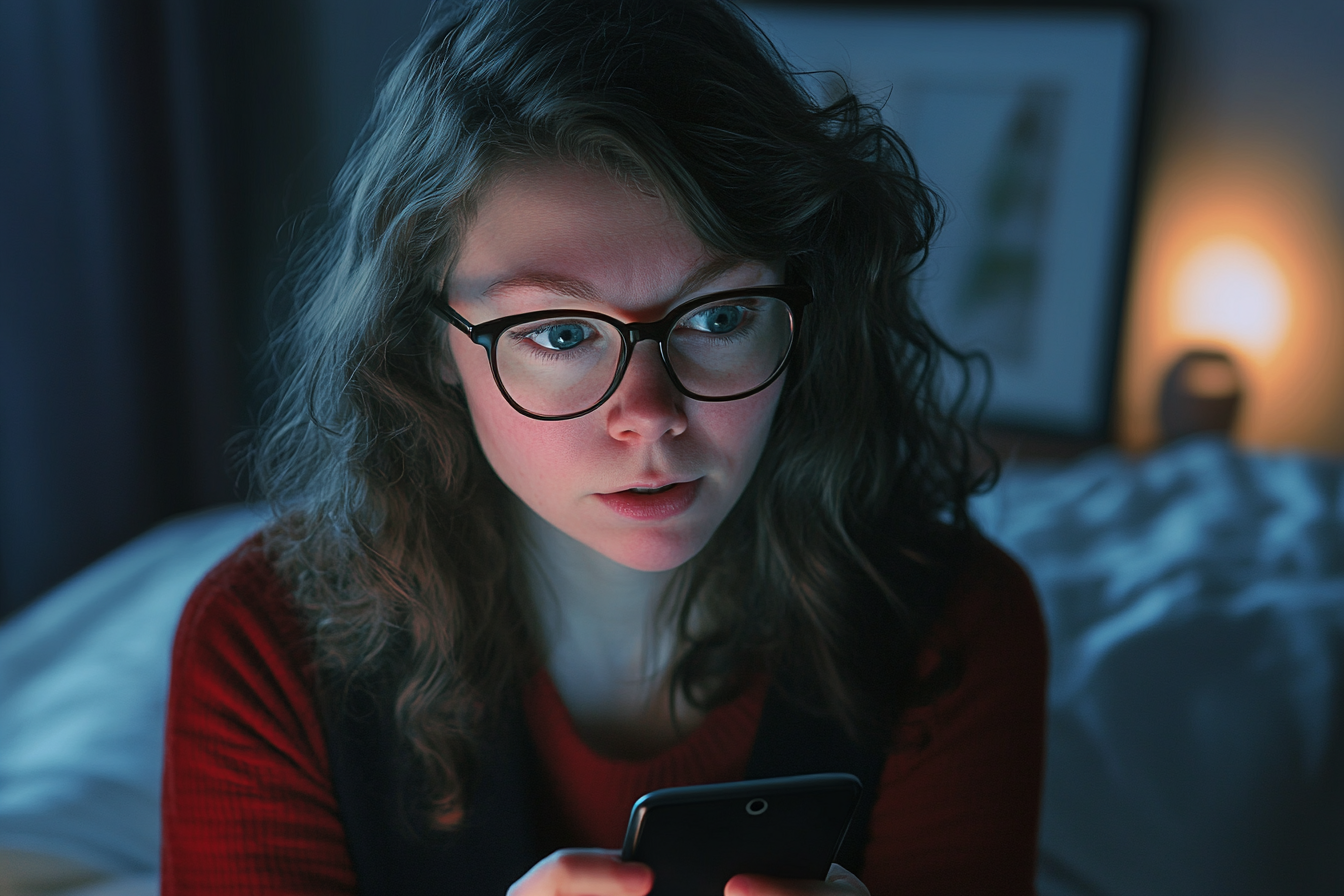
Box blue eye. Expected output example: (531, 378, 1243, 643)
(526, 321, 591, 351)
(685, 304, 745, 334)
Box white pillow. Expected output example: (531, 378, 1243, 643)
(0, 505, 266, 876)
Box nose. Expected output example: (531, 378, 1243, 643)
(604, 341, 688, 441)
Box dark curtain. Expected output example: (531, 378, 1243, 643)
(0, 0, 322, 617)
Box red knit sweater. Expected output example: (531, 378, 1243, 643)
(161, 537, 1046, 895)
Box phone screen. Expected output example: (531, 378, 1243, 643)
(621, 773, 862, 896)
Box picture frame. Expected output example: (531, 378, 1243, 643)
(743, 3, 1152, 439)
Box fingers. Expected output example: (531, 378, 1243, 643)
(724, 863, 870, 896)
(507, 848, 654, 896)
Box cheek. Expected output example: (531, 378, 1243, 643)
(448, 329, 589, 502)
(693, 379, 783, 481)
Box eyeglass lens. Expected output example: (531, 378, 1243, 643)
(492, 294, 794, 417)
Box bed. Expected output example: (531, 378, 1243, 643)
(2, 436, 1341, 895)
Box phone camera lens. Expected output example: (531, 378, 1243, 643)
(745, 798, 768, 816)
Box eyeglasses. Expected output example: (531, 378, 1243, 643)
(429, 284, 813, 420)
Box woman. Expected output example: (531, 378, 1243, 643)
(161, 0, 1047, 893)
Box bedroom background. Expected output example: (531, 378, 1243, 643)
(0, 1, 1341, 895)
(2, 0, 1342, 620)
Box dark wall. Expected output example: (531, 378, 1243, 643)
(1155, 0, 1344, 208)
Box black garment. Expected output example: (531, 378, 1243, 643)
(323, 680, 885, 896)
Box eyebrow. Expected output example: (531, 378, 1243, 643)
(481, 274, 602, 304)
(480, 256, 761, 308)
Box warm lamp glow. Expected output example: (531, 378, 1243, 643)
(1118, 141, 1344, 453)
(1172, 238, 1290, 358)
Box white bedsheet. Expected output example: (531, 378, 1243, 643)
(974, 436, 1344, 896)
(0, 438, 1341, 894)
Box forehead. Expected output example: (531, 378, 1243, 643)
(447, 160, 769, 315)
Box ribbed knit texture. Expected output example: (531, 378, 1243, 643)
(161, 536, 1046, 895)
(524, 667, 769, 853)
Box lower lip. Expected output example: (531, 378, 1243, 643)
(596, 480, 700, 521)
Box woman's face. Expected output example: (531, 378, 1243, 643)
(444, 161, 784, 572)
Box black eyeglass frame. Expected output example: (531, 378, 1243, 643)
(428, 283, 814, 421)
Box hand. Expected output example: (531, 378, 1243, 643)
(724, 863, 870, 896)
(507, 848, 654, 896)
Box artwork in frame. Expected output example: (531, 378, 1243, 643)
(743, 3, 1151, 439)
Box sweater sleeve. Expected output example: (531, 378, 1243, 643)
(861, 540, 1049, 896)
(160, 538, 358, 895)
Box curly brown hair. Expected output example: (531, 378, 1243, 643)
(249, 0, 994, 823)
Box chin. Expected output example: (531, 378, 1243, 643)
(594, 529, 711, 573)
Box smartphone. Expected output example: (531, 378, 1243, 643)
(620, 773, 862, 896)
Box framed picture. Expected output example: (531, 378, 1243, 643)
(742, 3, 1151, 439)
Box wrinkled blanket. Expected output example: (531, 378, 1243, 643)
(974, 437, 1344, 896)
